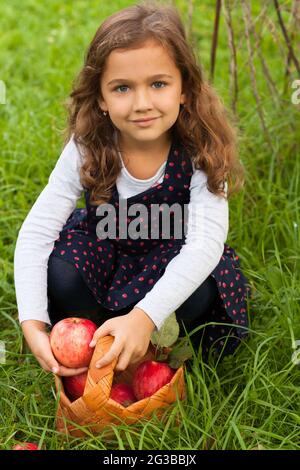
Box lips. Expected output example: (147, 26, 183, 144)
(132, 117, 158, 122)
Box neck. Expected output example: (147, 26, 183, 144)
(116, 131, 172, 160)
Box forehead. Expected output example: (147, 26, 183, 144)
(102, 40, 179, 80)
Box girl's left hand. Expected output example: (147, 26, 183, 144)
(89, 307, 156, 371)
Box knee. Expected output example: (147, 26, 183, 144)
(176, 275, 219, 323)
(192, 276, 219, 310)
(47, 255, 81, 304)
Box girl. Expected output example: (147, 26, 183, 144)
(14, 1, 251, 377)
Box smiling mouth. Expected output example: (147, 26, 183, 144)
(132, 117, 159, 123)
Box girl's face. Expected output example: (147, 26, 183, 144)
(99, 39, 186, 148)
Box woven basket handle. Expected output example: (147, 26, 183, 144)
(84, 335, 117, 396)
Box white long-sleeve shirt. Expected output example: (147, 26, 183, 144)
(14, 136, 228, 330)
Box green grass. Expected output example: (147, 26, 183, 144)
(0, 0, 299, 450)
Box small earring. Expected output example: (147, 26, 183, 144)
(102, 111, 107, 116)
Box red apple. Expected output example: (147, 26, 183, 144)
(63, 370, 88, 401)
(50, 317, 97, 368)
(132, 360, 175, 400)
(12, 442, 39, 450)
(110, 383, 136, 407)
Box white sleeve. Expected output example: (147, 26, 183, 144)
(136, 169, 229, 330)
(14, 136, 84, 326)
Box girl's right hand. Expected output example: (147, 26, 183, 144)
(21, 320, 89, 377)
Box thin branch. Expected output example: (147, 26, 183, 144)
(210, 0, 222, 82)
(245, 0, 281, 106)
(233, 1, 277, 69)
(241, 0, 274, 151)
(264, 15, 287, 63)
(187, 0, 194, 41)
(273, 0, 300, 75)
(284, 0, 299, 93)
(223, 0, 238, 116)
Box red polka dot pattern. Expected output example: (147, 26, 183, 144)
(50, 134, 251, 358)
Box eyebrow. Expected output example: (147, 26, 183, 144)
(107, 74, 173, 86)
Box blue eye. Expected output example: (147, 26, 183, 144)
(152, 81, 167, 89)
(115, 85, 129, 93)
(114, 81, 167, 93)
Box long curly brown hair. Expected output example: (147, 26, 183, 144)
(61, 0, 245, 206)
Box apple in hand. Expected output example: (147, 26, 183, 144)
(50, 317, 97, 368)
(110, 383, 136, 407)
(12, 442, 39, 450)
(63, 370, 88, 401)
(132, 360, 175, 400)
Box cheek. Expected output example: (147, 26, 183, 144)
(163, 97, 181, 116)
(160, 88, 181, 106)
(110, 99, 130, 116)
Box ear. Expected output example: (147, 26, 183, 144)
(98, 98, 108, 113)
(180, 91, 186, 106)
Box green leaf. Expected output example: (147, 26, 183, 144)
(150, 312, 180, 348)
(155, 351, 169, 362)
(167, 338, 194, 369)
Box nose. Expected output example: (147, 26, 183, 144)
(132, 88, 153, 112)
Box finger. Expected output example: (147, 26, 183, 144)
(35, 338, 62, 374)
(89, 321, 112, 348)
(36, 353, 60, 374)
(95, 340, 123, 369)
(130, 353, 145, 365)
(36, 357, 53, 373)
(58, 366, 89, 377)
(37, 352, 89, 377)
(115, 350, 132, 372)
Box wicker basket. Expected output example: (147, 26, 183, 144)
(54, 335, 186, 437)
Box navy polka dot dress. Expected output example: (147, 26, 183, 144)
(50, 133, 251, 358)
